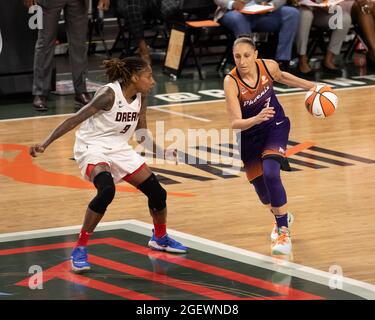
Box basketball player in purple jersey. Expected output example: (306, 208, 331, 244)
(29, 57, 187, 273)
(224, 37, 316, 255)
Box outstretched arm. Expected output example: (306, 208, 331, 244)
(29, 86, 115, 157)
(264, 59, 316, 91)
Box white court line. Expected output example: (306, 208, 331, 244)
(1, 84, 375, 124)
(150, 107, 211, 122)
(0, 100, 222, 123)
(0, 219, 375, 300)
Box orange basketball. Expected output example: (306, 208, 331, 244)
(305, 85, 338, 118)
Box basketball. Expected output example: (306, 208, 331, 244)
(304, 85, 338, 118)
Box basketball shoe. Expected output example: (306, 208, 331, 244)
(71, 246, 91, 273)
(271, 212, 294, 242)
(148, 231, 187, 253)
(271, 227, 292, 256)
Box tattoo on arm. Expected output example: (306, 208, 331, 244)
(42, 87, 115, 148)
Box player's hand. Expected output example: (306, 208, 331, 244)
(24, 0, 37, 8)
(233, 1, 246, 10)
(97, 0, 110, 11)
(29, 144, 45, 157)
(311, 84, 332, 92)
(254, 106, 275, 125)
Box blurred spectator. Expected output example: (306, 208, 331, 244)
(116, 0, 183, 64)
(345, 0, 375, 66)
(296, 1, 352, 75)
(213, 0, 300, 70)
(24, 0, 110, 111)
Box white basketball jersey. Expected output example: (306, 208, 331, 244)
(75, 81, 142, 150)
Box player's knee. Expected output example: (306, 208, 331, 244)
(256, 190, 270, 205)
(262, 158, 282, 185)
(263, 169, 280, 185)
(251, 176, 270, 205)
(138, 174, 167, 212)
(88, 171, 115, 214)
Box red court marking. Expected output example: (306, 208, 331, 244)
(4, 237, 323, 299)
(0, 239, 108, 256)
(286, 141, 316, 157)
(89, 255, 239, 300)
(105, 238, 322, 300)
(16, 261, 157, 300)
(0, 144, 194, 197)
(15, 254, 236, 300)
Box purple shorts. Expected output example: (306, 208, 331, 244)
(238, 117, 291, 181)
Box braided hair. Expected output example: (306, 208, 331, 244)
(103, 57, 149, 86)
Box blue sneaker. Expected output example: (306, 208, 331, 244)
(148, 231, 187, 253)
(71, 246, 91, 273)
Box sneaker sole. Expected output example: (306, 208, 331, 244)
(271, 243, 293, 256)
(148, 240, 187, 254)
(271, 249, 292, 256)
(71, 260, 91, 273)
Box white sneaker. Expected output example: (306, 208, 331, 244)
(271, 227, 292, 256)
(270, 212, 294, 242)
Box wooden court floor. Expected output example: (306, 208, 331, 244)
(1, 87, 375, 285)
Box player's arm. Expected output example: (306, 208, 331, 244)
(136, 95, 148, 131)
(224, 75, 275, 130)
(135, 96, 166, 159)
(264, 59, 316, 91)
(29, 87, 115, 157)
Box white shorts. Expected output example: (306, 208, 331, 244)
(74, 143, 145, 183)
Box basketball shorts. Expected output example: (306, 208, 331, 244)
(239, 117, 291, 182)
(73, 143, 145, 183)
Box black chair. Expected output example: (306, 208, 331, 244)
(110, 15, 136, 58)
(175, 0, 234, 79)
(87, 0, 110, 57)
(110, 1, 169, 58)
(307, 25, 362, 63)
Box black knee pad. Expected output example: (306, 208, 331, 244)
(88, 171, 116, 214)
(137, 174, 167, 212)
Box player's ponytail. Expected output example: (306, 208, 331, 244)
(103, 57, 149, 85)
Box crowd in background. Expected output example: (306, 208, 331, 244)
(24, 0, 375, 110)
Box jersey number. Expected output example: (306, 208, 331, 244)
(120, 125, 131, 134)
(263, 97, 271, 108)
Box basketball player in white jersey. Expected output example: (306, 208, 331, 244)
(29, 57, 187, 273)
